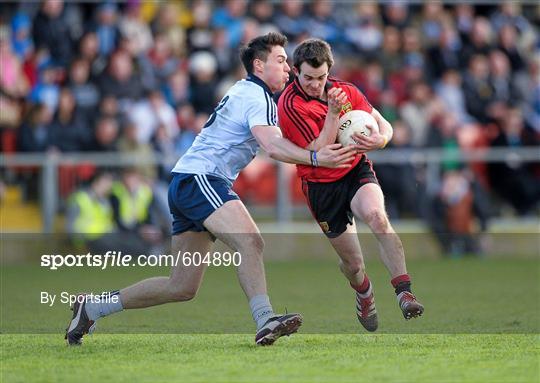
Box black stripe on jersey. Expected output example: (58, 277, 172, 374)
(285, 89, 315, 143)
(285, 89, 317, 143)
(282, 89, 312, 144)
(264, 91, 272, 126)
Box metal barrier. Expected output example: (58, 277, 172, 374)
(1, 147, 539, 232)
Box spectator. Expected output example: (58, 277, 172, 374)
(78, 31, 107, 79)
(489, 50, 521, 105)
(487, 106, 540, 215)
(17, 103, 53, 152)
(88, 3, 120, 58)
(48, 87, 92, 152)
(151, 3, 186, 58)
(10, 12, 33, 60)
(91, 116, 119, 152)
(306, 0, 342, 48)
(144, 32, 180, 88)
(343, 2, 383, 56)
(188, 50, 218, 114)
(118, 0, 153, 56)
(435, 69, 473, 124)
(497, 24, 527, 74)
(211, 0, 247, 49)
(400, 81, 437, 147)
(463, 54, 494, 123)
(378, 26, 402, 78)
(382, 2, 410, 30)
(274, 1, 307, 42)
(428, 22, 462, 79)
(117, 122, 157, 180)
(186, 0, 214, 52)
(460, 17, 493, 68)
(110, 168, 162, 251)
(67, 57, 100, 119)
(32, 0, 73, 67)
(28, 63, 60, 112)
(129, 89, 179, 144)
(162, 69, 190, 109)
(98, 49, 144, 109)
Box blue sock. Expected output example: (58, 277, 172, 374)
(249, 294, 275, 330)
(85, 290, 124, 321)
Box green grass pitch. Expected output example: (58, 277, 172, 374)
(1, 258, 539, 382)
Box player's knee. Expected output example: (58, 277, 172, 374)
(238, 233, 265, 256)
(363, 210, 390, 233)
(340, 259, 365, 276)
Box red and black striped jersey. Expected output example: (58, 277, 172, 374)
(277, 77, 373, 183)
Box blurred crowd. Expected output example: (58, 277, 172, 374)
(0, 1, 539, 255)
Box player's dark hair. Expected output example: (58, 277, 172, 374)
(240, 32, 288, 74)
(293, 39, 334, 71)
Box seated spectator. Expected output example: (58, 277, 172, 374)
(118, 0, 153, 55)
(399, 81, 438, 147)
(10, 12, 34, 60)
(497, 24, 526, 74)
(274, 1, 307, 42)
(117, 122, 157, 180)
(98, 49, 143, 110)
(162, 69, 190, 109)
(88, 3, 120, 58)
(129, 89, 179, 144)
(186, 1, 214, 52)
(32, 0, 73, 67)
(435, 69, 474, 124)
(428, 22, 462, 79)
(463, 54, 495, 123)
(211, 0, 247, 49)
(91, 116, 119, 152)
(489, 50, 521, 105)
(78, 31, 107, 79)
(188, 51, 218, 114)
(17, 103, 53, 152)
(48, 87, 92, 152)
(487, 106, 540, 215)
(460, 17, 493, 68)
(67, 57, 100, 119)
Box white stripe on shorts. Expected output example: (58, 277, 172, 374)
(200, 174, 224, 205)
(194, 175, 221, 209)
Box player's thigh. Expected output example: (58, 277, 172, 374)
(203, 199, 264, 254)
(169, 230, 214, 289)
(328, 221, 365, 267)
(350, 183, 388, 224)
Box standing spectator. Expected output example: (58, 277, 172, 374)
(129, 90, 179, 144)
(48, 87, 92, 152)
(32, 0, 73, 67)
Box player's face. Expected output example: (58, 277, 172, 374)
(260, 45, 290, 93)
(295, 62, 329, 99)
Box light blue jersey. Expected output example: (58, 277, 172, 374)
(172, 75, 277, 185)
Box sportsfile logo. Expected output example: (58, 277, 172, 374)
(40, 251, 242, 270)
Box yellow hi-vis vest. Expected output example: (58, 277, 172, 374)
(111, 182, 152, 228)
(71, 190, 114, 239)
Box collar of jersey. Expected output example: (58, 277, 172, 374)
(246, 74, 273, 97)
(293, 77, 328, 104)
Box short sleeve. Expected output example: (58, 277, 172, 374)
(245, 90, 277, 129)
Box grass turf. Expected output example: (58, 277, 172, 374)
(1, 258, 539, 382)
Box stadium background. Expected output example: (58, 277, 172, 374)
(0, 1, 538, 383)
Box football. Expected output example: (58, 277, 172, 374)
(337, 110, 379, 146)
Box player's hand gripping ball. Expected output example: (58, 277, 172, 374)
(337, 110, 379, 146)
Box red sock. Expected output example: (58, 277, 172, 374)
(391, 274, 411, 295)
(350, 275, 370, 294)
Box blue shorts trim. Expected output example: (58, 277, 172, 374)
(168, 173, 240, 235)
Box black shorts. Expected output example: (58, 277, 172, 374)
(302, 157, 379, 238)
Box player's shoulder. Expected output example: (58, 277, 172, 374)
(278, 81, 308, 110)
(330, 77, 363, 95)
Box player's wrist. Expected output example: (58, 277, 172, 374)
(309, 150, 319, 167)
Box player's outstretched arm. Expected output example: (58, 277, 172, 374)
(252, 125, 356, 168)
(352, 108, 394, 152)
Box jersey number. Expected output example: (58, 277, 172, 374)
(203, 96, 230, 129)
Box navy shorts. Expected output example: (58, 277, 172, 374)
(168, 173, 240, 235)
